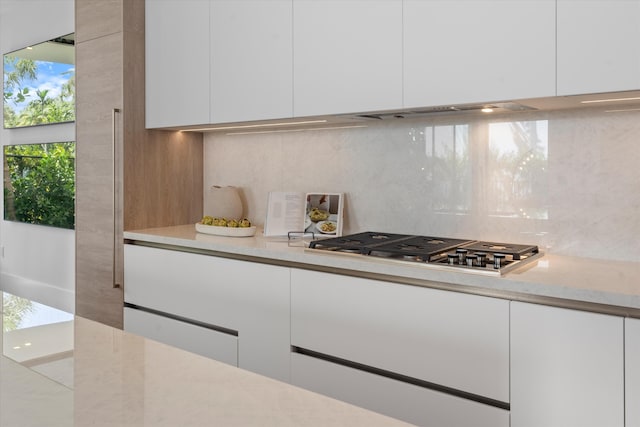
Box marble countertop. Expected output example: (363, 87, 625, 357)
(0, 291, 412, 427)
(125, 224, 640, 316)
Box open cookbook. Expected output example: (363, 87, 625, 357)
(264, 192, 344, 237)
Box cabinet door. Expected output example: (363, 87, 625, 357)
(511, 302, 624, 427)
(145, 0, 210, 128)
(75, 30, 124, 328)
(291, 353, 509, 427)
(291, 269, 509, 403)
(293, 0, 403, 116)
(557, 0, 640, 95)
(211, 0, 293, 123)
(75, 0, 122, 42)
(404, 0, 555, 108)
(124, 307, 238, 366)
(627, 317, 640, 427)
(124, 244, 290, 382)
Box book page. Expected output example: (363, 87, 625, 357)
(264, 191, 305, 236)
(304, 193, 344, 237)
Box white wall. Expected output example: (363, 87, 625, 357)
(0, 0, 75, 313)
(204, 106, 640, 263)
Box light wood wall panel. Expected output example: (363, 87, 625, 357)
(76, 0, 203, 328)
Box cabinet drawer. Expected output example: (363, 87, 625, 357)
(124, 245, 283, 329)
(124, 244, 291, 382)
(291, 269, 509, 402)
(124, 307, 238, 366)
(291, 353, 509, 427)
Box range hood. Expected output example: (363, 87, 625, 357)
(345, 102, 537, 121)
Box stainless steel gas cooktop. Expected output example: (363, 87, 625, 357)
(307, 231, 542, 276)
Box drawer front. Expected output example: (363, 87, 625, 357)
(124, 307, 238, 366)
(124, 244, 285, 329)
(291, 268, 509, 402)
(124, 244, 291, 382)
(291, 352, 509, 427)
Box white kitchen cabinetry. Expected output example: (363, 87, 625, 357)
(123, 244, 290, 382)
(627, 317, 640, 427)
(124, 307, 238, 366)
(146, 0, 292, 128)
(290, 268, 510, 424)
(557, 0, 640, 96)
(291, 353, 508, 427)
(403, 0, 555, 108)
(510, 302, 624, 427)
(211, 0, 293, 123)
(146, 0, 210, 128)
(293, 0, 403, 117)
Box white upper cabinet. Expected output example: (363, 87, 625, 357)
(511, 302, 624, 427)
(403, 0, 556, 108)
(557, 0, 640, 96)
(627, 317, 640, 427)
(293, 0, 403, 116)
(146, 0, 293, 128)
(211, 0, 293, 123)
(146, 0, 210, 128)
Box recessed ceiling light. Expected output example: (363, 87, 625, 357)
(481, 107, 494, 113)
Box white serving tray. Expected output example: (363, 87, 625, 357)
(195, 222, 257, 237)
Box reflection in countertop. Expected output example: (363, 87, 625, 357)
(0, 292, 412, 427)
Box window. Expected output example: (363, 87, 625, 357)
(3, 33, 75, 129)
(3, 142, 75, 229)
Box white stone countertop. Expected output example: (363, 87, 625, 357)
(1, 293, 412, 427)
(125, 225, 640, 316)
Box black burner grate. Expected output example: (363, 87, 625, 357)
(367, 236, 474, 261)
(307, 231, 540, 272)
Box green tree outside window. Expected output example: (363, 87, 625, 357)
(4, 142, 75, 229)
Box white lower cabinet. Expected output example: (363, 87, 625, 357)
(290, 268, 510, 425)
(124, 307, 238, 366)
(123, 244, 290, 382)
(510, 302, 624, 427)
(627, 317, 640, 427)
(291, 353, 509, 427)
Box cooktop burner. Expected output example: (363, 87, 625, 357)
(307, 232, 541, 276)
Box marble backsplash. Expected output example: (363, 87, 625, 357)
(204, 107, 640, 262)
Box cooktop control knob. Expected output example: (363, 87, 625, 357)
(455, 248, 468, 265)
(475, 252, 487, 266)
(493, 253, 506, 269)
(465, 254, 478, 267)
(447, 253, 458, 265)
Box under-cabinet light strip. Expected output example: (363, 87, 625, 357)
(181, 119, 328, 132)
(225, 125, 368, 136)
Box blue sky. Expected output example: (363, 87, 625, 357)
(4, 59, 74, 113)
